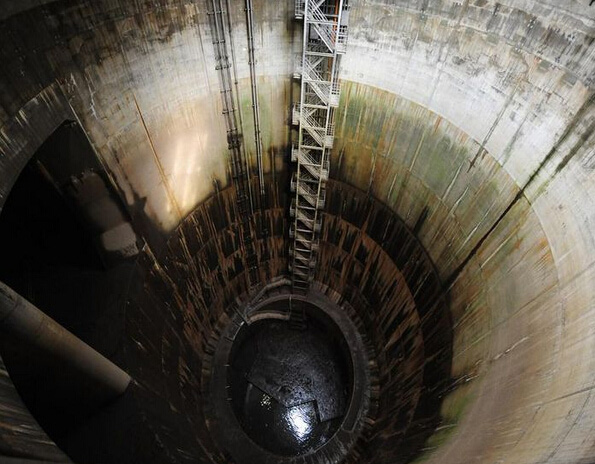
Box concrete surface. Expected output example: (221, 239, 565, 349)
(0, 0, 593, 463)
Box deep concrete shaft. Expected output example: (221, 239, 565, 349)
(0, 1, 594, 464)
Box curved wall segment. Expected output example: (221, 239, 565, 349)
(0, 1, 593, 464)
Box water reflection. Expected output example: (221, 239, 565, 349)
(287, 403, 315, 439)
(229, 319, 349, 456)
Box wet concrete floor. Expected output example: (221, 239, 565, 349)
(229, 318, 350, 456)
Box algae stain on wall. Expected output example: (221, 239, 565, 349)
(410, 381, 477, 463)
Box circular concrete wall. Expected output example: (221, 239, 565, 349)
(0, 1, 594, 463)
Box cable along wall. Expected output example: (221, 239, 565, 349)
(207, 0, 267, 289)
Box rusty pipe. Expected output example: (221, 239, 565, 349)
(0, 281, 131, 400)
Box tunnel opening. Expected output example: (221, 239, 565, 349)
(0, 123, 105, 291)
(0, 121, 139, 463)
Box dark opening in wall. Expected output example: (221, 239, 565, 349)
(0, 139, 104, 293)
(0, 121, 137, 461)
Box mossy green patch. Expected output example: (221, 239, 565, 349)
(410, 380, 477, 463)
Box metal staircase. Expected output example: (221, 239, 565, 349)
(290, 0, 349, 292)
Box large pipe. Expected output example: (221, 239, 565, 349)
(0, 281, 131, 401)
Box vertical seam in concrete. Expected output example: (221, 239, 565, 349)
(132, 92, 183, 222)
(468, 76, 522, 170)
(425, 0, 470, 109)
(445, 91, 595, 289)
